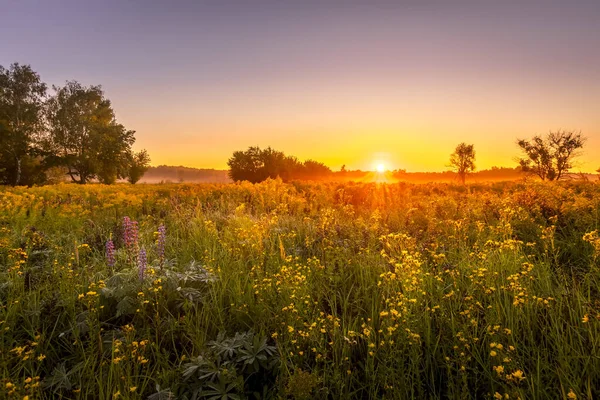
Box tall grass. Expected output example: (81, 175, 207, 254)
(0, 179, 599, 399)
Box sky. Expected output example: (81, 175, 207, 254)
(2, 0, 599, 172)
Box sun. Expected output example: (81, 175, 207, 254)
(376, 163, 386, 173)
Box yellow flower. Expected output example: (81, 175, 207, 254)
(130, 387, 138, 392)
(490, 350, 497, 357)
(511, 370, 525, 381)
(582, 315, 589, 323)
(287, 326, 294, 333)
(567, 389, 577, 399)
(494, 393, 502, 400)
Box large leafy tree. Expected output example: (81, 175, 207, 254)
(449, 142, 476, 184)
(227, 146, 331, 183)
(301, 160, 332, 180)
(227, 147, 296, 183)
(227, 146, 266, 183)
(517, 130, 585, 181)
(46, 81, 135, 184)
(0, 63, 47, 185)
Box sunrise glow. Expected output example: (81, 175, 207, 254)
(2, 2, 600, 399)
(2, 1, 597, 173)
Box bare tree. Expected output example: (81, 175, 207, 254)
(449, 143, 476, 184)
(517, 130, 585, 181)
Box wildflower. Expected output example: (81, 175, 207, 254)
(106, 238, 116, 268)
(511, 370, 525, 381)
(567, 389, 577, 399)
(130, 387, 137, 392)
(583, 315, 589, 323)
(490, 350, 497, 357)
(138, 248, 147, 280)
(494, 393, 502, 400)
(123, 217, 138, 249)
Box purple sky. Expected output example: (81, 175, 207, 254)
(2, 0, 599, 171)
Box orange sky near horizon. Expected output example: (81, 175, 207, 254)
(120, 77, 600, 172)
(3, 1, 599, 172)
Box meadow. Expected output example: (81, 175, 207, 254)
(1, 180, 599, 399)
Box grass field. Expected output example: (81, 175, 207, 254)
(1, 180, 599, 399)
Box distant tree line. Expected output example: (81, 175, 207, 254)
(229, 130, 587, 185)
(228, 146, 332, 183)
(0, 63, 150, 186)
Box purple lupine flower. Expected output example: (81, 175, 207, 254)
(138, 247, 147, 280)
(156, 224, 166, 267)
(123, 216, 132, 245)
(123, 216, 139, 251)
(106, 238, 116, 268)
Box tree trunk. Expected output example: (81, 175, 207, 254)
(15, 156, 21, 186)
